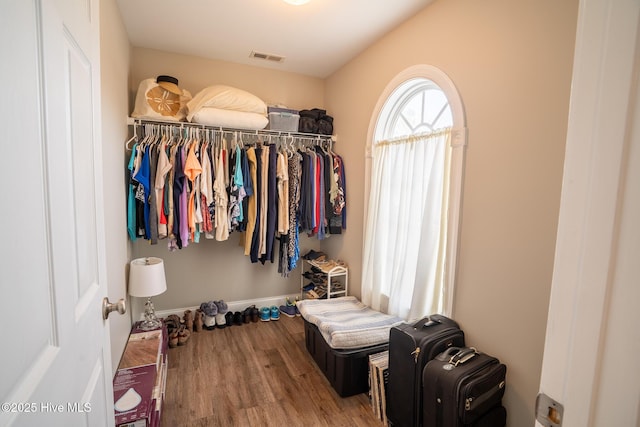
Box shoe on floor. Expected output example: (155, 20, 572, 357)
(193, 309, 204, 332)
(177, 326, 191, 346)
(222, 311, 233, 327)
(200, 301, 217, 330)
(213, 300, 228, 328)
(183, 309, 194, 332)
(165, 316, 180, 335)
(260, 307, 271, 322)
(286, 297, 301, 317)
(242, 305, 255, 324)
(270, 305, 280, 321)
(233, 311, 243, 325)
(279, 305, 296, 318)
(251, 306, 260, 323)
(168, 329, 179, 348)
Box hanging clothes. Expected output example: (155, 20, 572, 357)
(277, 151, 289, 234)
(257, 146, 269, 258)
(286, 151, 302, 273)
(184, 141, 202, 241)
(243, 147, 258, 255)
(127, 143, 138, 241)
(214, 146, 229, 241)
(228, 145, 246, 231)
(238, 148, 252, 233)
(249, 146, 264, 263)
(148, 145, 160, 244)
(261, 145, 278, 264)
(125, 122, 347, 277)
(199, 141, 214, 237)
(139, 146, 152, 240)
(155, 140, 172, 239)
(167, 143, 178, 250)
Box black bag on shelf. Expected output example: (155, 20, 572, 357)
(299, 116, 318, 133)
(298, 108, 333, 134)
(318, 114, 333, 135)
(301, 108, 325, 120)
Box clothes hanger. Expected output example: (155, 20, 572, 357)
(170, 125, 179, 146)
(236, 131, 243, 149)
(288, 136, 297, 157)
(139, 124, 153, 149)
(125, 122, 138, 150)
(150, 124, 160, 146)
(132, 124, 155, 176)
(231, 132, 238, 150)
(155, 125, 166, 150)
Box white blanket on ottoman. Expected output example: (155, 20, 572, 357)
(297, 296, 405, 349)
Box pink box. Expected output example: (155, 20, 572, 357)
(114, 365, 156, 427)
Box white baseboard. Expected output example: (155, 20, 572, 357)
(151, 293, 300, 319)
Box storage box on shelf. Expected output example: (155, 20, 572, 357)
(113, 321, 168, 427)
(301, 258, 348, 300)
(266, 106, 300, 132)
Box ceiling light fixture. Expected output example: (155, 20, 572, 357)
(283, 0, 310, 5)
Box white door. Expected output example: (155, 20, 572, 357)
(0, 0, 114, 426)
(536, 0, 640, 426)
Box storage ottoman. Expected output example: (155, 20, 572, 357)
(304, 319, 388, 397)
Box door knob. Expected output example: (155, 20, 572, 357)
(103, 297, 127, 320)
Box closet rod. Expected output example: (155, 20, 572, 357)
(126, 117, 336, 143)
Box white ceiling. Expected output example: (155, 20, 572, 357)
(116, 0, 433, 78)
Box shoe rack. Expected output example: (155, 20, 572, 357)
(300, 259, 348, 300)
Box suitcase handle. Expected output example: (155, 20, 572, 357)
(450, 347, 478, 366)
(434, 346, 462, 362)
(422, 317, 441, 328)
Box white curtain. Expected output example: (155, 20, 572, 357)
(362, 129, 451, 321)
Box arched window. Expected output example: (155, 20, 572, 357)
(375, 77, 453, 140)
(362, 65, 466, 320)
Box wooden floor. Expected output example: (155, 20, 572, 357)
(160, 315, 385, 427)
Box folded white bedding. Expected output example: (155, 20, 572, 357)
(187, 84, 267, 121)
(189, 107, 268, 130)
(297, 296, 405, 349)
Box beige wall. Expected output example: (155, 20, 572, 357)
(100, 0, 132, 374)
(324, 0, 578, 426)
(130, 47, 325, 111)
(128, 48, 327, 312)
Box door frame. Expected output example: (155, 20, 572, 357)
(536, 0, 640, 425)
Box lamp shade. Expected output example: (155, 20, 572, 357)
(128, 257, 167, 298)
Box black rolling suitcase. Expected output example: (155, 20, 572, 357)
(386, 315, 465, 427)
(423, 347, 507, 427)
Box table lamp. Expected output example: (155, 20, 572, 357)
(128, 257, 167, 330)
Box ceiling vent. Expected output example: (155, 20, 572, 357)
(250, 51, 285, 63)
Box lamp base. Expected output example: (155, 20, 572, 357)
(138, 318, 163, 331)
(139, 297, 162, 331)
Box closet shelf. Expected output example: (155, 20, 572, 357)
(127, 117, 336, 142)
